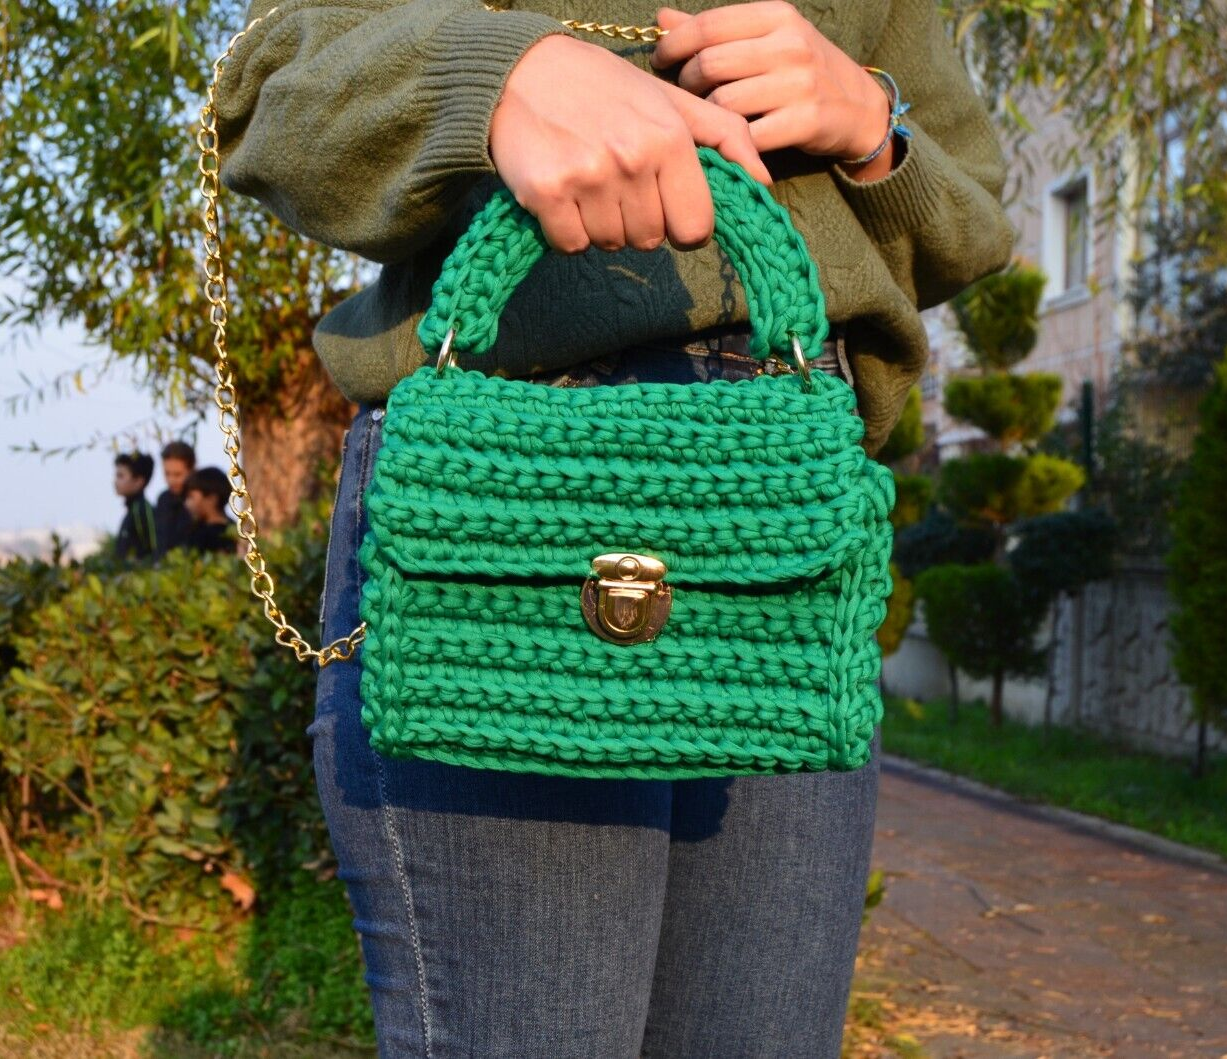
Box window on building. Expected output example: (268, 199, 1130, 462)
(1041, 171, 1093, 306)
(1061, 179, 1089, 291)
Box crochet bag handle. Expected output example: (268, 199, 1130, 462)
(418, 146, 830, 368)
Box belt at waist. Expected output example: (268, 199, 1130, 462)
(528, 320, 855, 392)
(634, 321, 851, 384)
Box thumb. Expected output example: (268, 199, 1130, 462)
(655, 6, 689, 28)
(651, 7, 690, 67)
(663, 83, 774, 186)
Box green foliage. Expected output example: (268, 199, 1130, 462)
(862, 868, 886, 924)
(0, 870, 375, 1052)
(937, 453, 1022, 526)
(877, 562, 914, 658)
(161, 870, 375, 1051)
(949, 261, 1046, 371)
(876, 387, 928, 654)
(943, 372, 1063, 445)
(945, 0, 1225, 247)
(914, 563, 1047, 683)
(882, 695, 1227, 858)
(0, 0, 356, 412)
(1008, 508, 1117, 605)
(876, 386, 925, 464)
(1013, 452, 1087, 518)
(2, 554, 262, 926)
(893, 510, 996, 580)
(1127, 180, 1227, 389)
(1090, 376, 1191, 556)
(0, 898, 230, 1035)
(1167, 357, 1227, 736)
(0, 554, 68, 677)
(938, 452, 1085, 527)
(0, 543, 130, 677)
(0, 497, 332, 927)
(889, 474, 933, 532)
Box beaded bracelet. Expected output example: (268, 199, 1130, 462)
(842, 67, 914, 167)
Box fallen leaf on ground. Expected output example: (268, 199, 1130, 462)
(27, 888, 64, 911)
(219, 871, 256, 910)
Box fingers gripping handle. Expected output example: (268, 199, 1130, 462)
(417, 147, 830, 364)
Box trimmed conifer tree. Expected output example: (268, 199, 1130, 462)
(921, 260, 1096, 726)
(1166, 354, 1227, 777)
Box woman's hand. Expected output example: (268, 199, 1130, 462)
(490, 34, 773, 255)
(651, 2, 894, 177)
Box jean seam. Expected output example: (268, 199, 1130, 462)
(319, 427, 353, 633)
(375, 755, 435, 1058)
(353, 411, 383, 591)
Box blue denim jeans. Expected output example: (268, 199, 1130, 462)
(308, 337, 881, 1058)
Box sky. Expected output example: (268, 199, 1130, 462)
(0, 276, 229, 558)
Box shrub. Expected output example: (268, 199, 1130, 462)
(1167, 355, 1227, 777)
(877, 561, 914, 658)
(889, 474, 933, 532)
(914, 563, 1047, 725)
(876, 385, 924, 464)
(1013, 452, 1087, 518)
(949, 260, 1046, 370)
(0, 503, 332, 927)
(1091, 376, 1189, 556)
(893, 510, 995, 580)
(943, 372, 1063, 445)
(937, 453, 1025, 528)
(1007, 508, 1117, 606)
(939, 452, 1085, 529)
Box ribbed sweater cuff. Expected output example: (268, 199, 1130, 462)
(829, 122, 946, 243)
(416, 8, 578, 178)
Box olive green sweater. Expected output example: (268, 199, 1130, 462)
(215, 0, 1015, 456)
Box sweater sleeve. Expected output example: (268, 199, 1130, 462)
(213, 0, 575, 264)
(827, 0, 1016, 309)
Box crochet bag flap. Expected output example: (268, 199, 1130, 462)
(356, 148, 897, 781)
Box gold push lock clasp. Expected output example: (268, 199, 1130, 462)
(580, 552, 672, 644)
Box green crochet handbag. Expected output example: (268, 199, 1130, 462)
(355, 147, 896, 780)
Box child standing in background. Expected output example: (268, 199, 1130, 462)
(112, 451, 157, 560)
(182, 466, 238, 556)
(154, 440, 197, 558)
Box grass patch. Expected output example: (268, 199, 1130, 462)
(159, 869, 374, 1055)
(0, 899, 229, 1036)
(0, 863, 917, 1056)
(882, 695, 1227, 859)
(0, 869, 374, 1056)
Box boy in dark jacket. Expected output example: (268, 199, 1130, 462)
(154, 440, 197, 558)
(182, 466, 238, 555)
(113, 451, 158, 560)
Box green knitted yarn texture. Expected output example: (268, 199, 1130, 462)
(419, 147, 830, 363)
(356, 149, 897, 779)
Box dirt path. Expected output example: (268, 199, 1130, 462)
(852, 758, 1227, 1059)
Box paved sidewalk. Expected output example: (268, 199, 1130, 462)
(853, 758, 1227, 1058)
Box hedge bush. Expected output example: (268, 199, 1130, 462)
(0, 502, 332, 928)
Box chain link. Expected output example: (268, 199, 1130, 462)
(557, 18, 667, 41)
(197, 5, 664, 668)
(482, 4, 667, 41)
(196, 5, 365, 668)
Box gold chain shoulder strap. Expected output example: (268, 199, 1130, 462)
(196, 6, 664, 667)
(481, 2, 667, 40)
